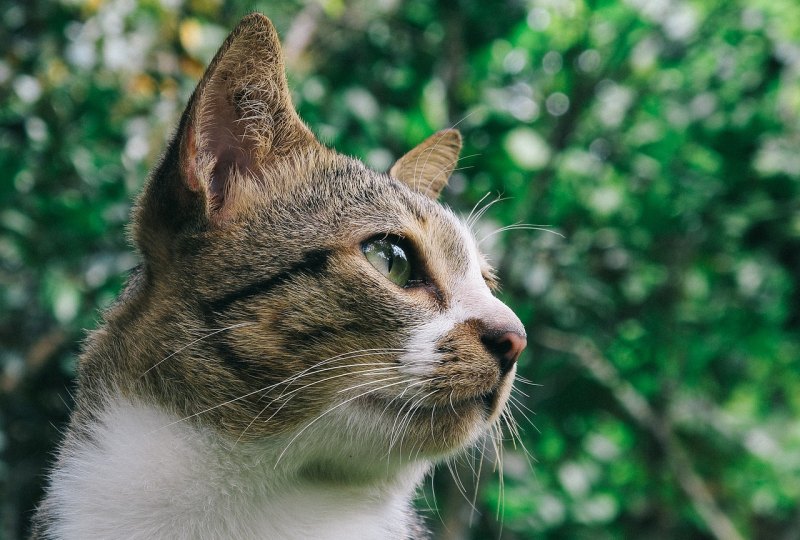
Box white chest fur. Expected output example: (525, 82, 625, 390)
(45, 399, 427, 540)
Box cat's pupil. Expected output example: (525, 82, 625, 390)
(362, 237, 412, 287)
(386, 248, 395, 272)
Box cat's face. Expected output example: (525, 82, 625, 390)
(131, 14, 525, 463)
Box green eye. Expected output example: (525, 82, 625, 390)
(362, 238, 412, 287)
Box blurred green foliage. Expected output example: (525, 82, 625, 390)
(2, 0, 800, 538)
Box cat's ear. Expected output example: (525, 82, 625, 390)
(390, 129, 462, 199)
(134, 13, 319, 263)
(180, 13, 318, 220)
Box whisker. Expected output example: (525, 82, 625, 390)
(336, 372, 406, 393)
(275, 348, 413, 389)
(380, 379, 444, 461)
(274, 378, 420, 467)
(398, 389, 439, 451)
(479, 223, 564, 244)
(141, 322, 255, 377)
(465, 191, 493, 226)
(235, 399, 273, 446)
(467, 194, 509, 230)
(514, 375, 542, 387)
(443, 456, 483, 517)
(445, 458, 467, 495)
(419, 154, 452, 194)
(242, 368, 408, 441)
(429, 402, 437, 440)
(275, 359, 431, 404)
(391, 388, 433, 456)
(487, 426, 502, 474)
(502, 409, 535, 466)
(508, 393, 537, 420)
(427, 464, 444, 525)
(422, 155, 478, 196)
(501, 408, 523, 452)
(276, 363, 401, 398)
(149, 349, 413, 433)
(261, 350, 418, 403)
(386, 380, 444, 455)
(257, 368, 414, 434)
(496, 425, 506, 532)
(472, 437, 494, 525)
(149, 380, 290, 435)
(416, 465, 438, 523)
(511, 385, 530, 399)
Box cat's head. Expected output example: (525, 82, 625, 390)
(129, 14, 525, 465)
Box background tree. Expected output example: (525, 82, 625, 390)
(2, 0, 799, 538)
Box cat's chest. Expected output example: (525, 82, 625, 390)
(240, 489, 414, 540)
(46, 399, 420, 540)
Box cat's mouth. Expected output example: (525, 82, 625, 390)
(446, 387, 503, 417)
(350, 381, 511, 455)
(362, 384, 505, 418)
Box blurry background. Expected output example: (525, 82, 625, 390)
(2, 0, 800, 538)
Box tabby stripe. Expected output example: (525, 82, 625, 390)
(208, 335, 254, 373)
(205, 249, 331, 315)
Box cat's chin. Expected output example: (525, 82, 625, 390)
(355, 385, 512, 457)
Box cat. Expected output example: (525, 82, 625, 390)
(31, 13, 526, 540)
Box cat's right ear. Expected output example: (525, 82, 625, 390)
(390, 129, 462, 199)
(133, 14, 318, 263)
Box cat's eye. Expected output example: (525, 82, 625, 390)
(362, 237, 412, 287)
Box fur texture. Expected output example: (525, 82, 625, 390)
(32, 13, 526, 539)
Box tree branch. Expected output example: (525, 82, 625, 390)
(535, 327, 745, 540)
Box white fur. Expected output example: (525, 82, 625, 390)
(452, 218, 525, 335)
(400, 313, 454, 377)
(399, 216, 525, 373)
(44, 218, 522, 540)
(46, 399, 427, 540)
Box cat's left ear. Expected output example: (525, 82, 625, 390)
(390, 129, 462, 199)
(180, 13, 319, 221)
(134, 14, 321, 265)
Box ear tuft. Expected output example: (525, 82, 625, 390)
(181, 12, 317, 221)
(389, 129, 462, 199)
(133, 13, 320, 265)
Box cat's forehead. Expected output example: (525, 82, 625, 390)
(325, 159, 451, 218)
(243, 155, 486, 280)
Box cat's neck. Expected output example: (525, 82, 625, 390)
(45, 398, 431, 540)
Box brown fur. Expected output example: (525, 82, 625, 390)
(32, 13, 523, 539)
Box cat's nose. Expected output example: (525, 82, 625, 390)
(481, 330, 527, 377)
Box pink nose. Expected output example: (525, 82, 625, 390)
(481, 330, 527, 376)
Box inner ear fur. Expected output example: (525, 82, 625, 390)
(390, 129, 462, 199)
(183, 13, 318, 220)
(133, 13, 320, 265)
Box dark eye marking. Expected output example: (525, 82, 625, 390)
(204, 248, 331, 314)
